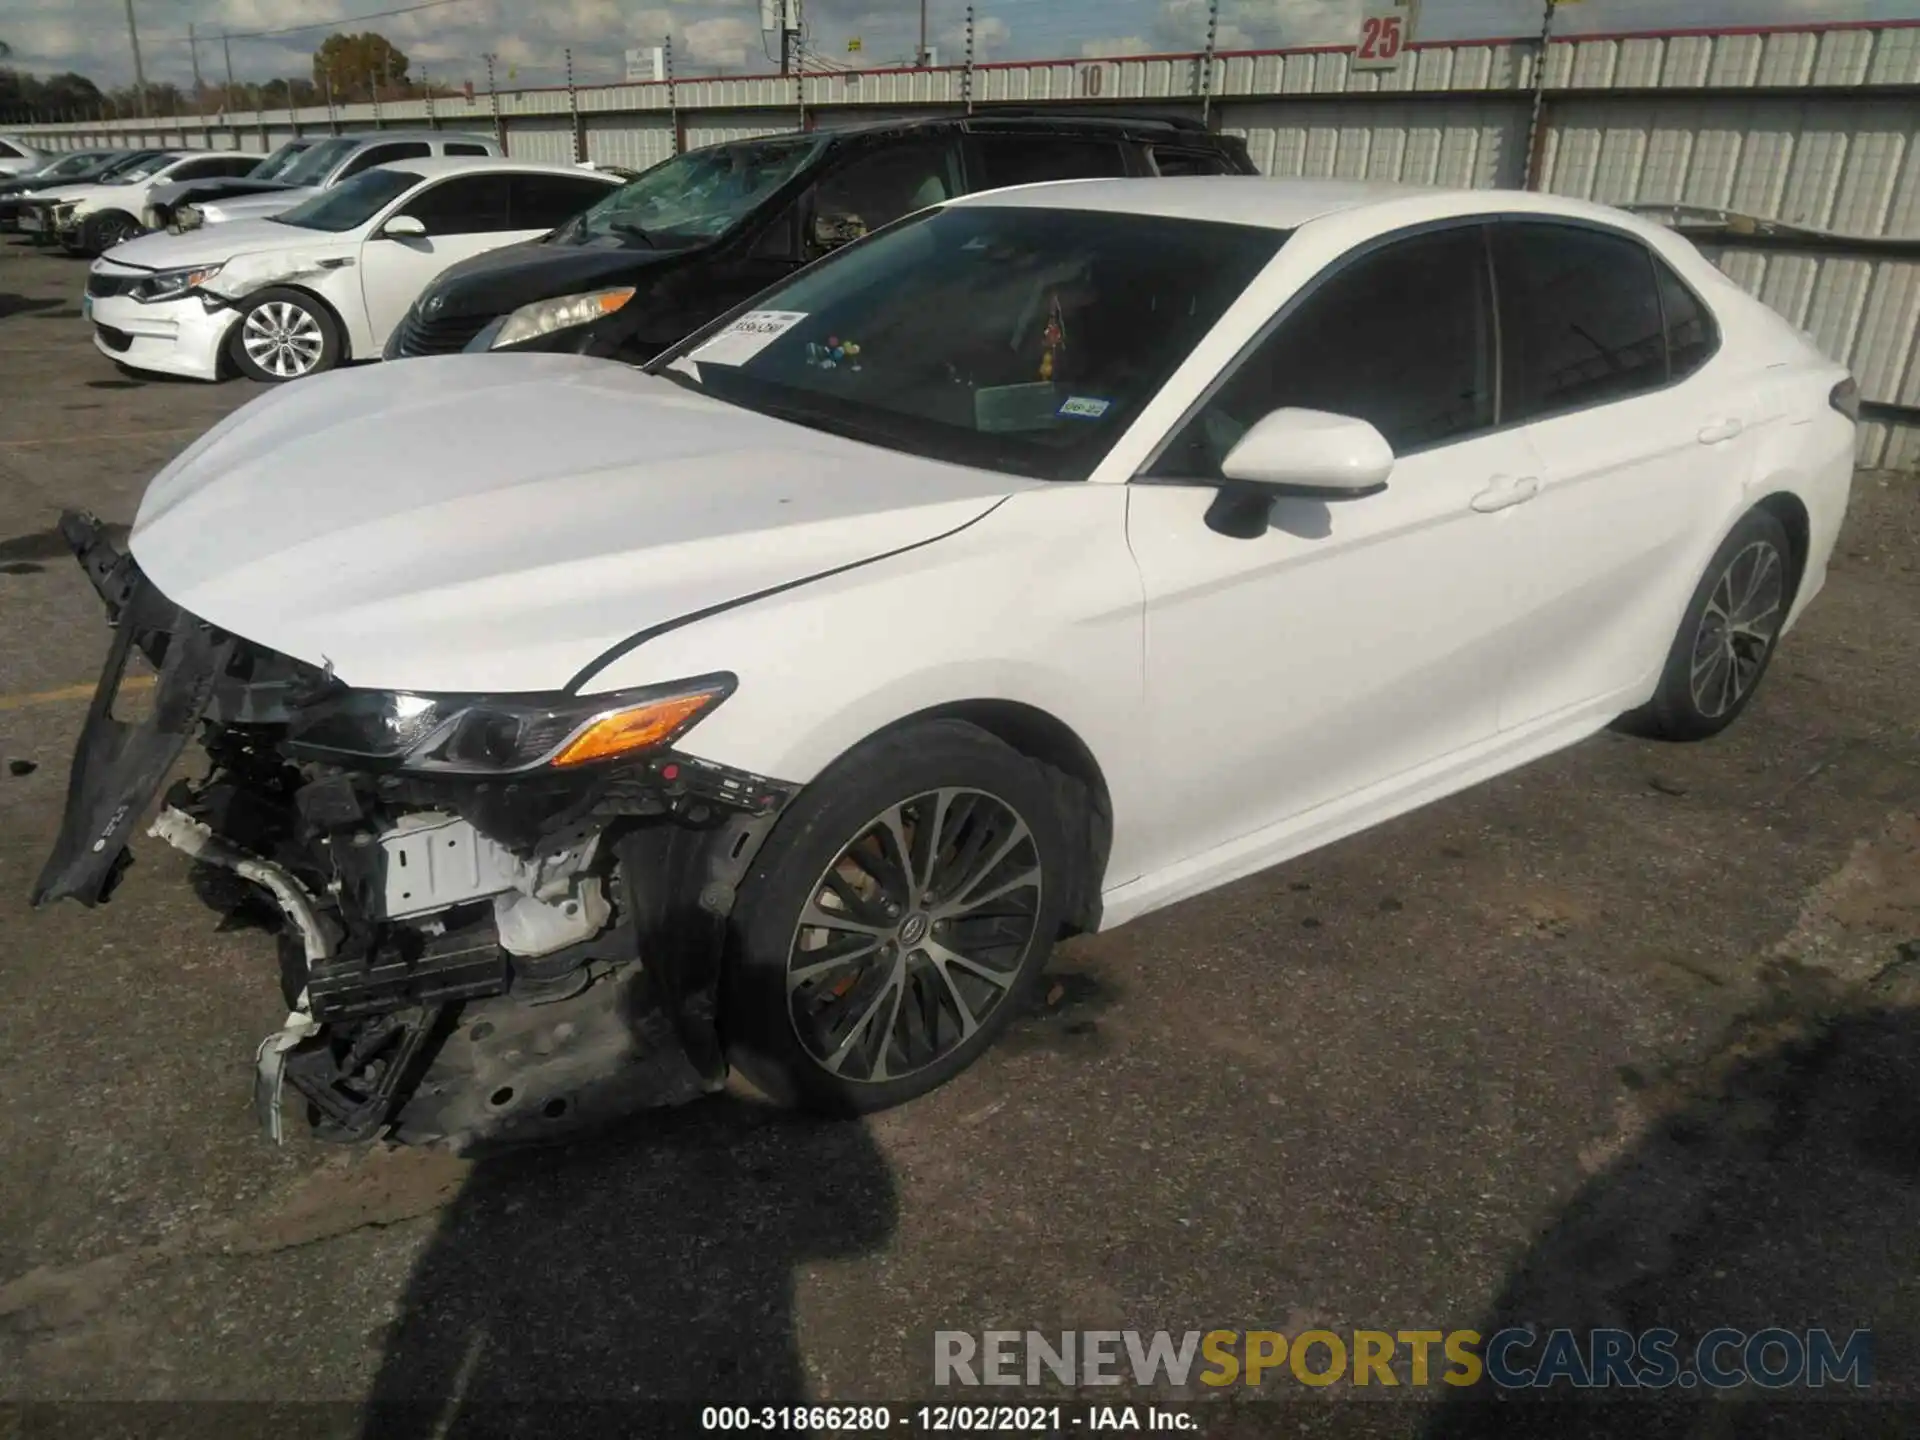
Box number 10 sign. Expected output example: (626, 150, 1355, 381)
(1353, 0, 1421, 73)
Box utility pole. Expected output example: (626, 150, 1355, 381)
(1524, 0, 1560, 190)
(917, 0, 928, 66)
(222, 32, 235, 115)
(123, 0, 149, 117)
(187, 22, 204, 113)
(482, 53, 503, 145)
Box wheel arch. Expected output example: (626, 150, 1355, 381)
(225, 282, 355, 371)
(837, 699, 1115, 938)
(1751, 488, 1812, 612)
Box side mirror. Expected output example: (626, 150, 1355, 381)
(1204, 408, 1393, 539)
(1220, 407, 1394, 495)
(381, 213, 427, 239)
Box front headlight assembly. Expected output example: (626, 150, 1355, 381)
(282, 674, 734, 775)
(490, 287, 636, 349)
(174, 205, 205, 232)
(132, 262, 224, 303)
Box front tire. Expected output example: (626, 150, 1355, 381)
(1629, 508, 1794, 741)
(723, 719, 1070, 1115)
(77, 210, 141, 255)
(228, 288, 342, 383)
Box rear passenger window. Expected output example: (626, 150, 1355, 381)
(1655, 259, 1717, 382)
(1496, 221, 1668, 418)
(445, 142, 491, 157)
(1151, 225, 1496, 474)
(967, 134, 1128, 190)
(508, 174, 616, 230)
(1151, 147, 1236, 176)
(339, 141, 433, 179)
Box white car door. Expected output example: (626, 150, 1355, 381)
(357, 173, 545, 349)
(1486, 220, 1771, 731)
(1125, 223, 1542, 876)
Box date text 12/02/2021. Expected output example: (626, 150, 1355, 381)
(700, 1405, 1194, 1432)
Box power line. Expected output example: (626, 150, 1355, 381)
(148, 0, 483, 46)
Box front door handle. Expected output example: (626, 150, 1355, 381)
(1470, 474, 1539, 513)
(1698, 417, 1745, 445)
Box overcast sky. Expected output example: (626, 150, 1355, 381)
(7, 0, 1920, 90)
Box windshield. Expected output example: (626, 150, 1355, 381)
(564, 136, 822, 248)
(658, 206, 1285, 483)
(249, 142, 313, 181)
(272, 168, 420, 232)
(105, 153, 182, 185)
(277, 137, 361, 188)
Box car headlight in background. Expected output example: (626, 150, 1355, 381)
(173, 205, 205, 232)
(490, 287, 636, 349)
(281, 675, 734, 774)
(131, 263, 224, 303)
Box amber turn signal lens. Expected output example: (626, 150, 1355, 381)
(549, 691, 722, 767)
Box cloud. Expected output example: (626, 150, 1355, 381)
(941, 13, 1012, 60)
(1082, 35, 1153, 59)
(3, 0, 1910, 90)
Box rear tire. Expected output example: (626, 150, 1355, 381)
(1626, 508, 1794, 741)
(723, 719, 1069, 1115)
(227, 288, 343, 384)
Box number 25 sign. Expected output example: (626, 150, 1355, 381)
(1353, 0, 1421, 73)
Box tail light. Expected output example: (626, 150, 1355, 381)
(1829, 377, 1861, 422)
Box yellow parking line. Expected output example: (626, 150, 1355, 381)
(0, 674, 152, 712)
(0, 427, 204, 447)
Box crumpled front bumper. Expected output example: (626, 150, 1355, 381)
(31, 512, 237, 908)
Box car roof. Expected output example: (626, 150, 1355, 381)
(368, 155, 621, 181)
(327, 131, 496, 147)
(942, 175, 1690, 240)
(816, 110, 1224, 142)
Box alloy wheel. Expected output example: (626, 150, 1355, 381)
(786, 787, 1044, 1084)
(1689, 539, 1785, 719)
(242, 300, 326, 379)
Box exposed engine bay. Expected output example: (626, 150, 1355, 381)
(33, 511, 796, 1150)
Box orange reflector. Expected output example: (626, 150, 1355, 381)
(549, 691, 721, 767)
(597, 288, 636, 314)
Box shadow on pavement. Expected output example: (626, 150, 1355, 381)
(363, 1096, 896, 1437)
(1424, 986, 1920, 1439)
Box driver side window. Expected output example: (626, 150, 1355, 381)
(1150, 224, 1498, 478)
(804, 142, 963, 259)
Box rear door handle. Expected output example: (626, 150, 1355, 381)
(1470, 474, 1539, 513)
(1698, 417, 1745, 445)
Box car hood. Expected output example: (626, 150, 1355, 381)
(130, 354, 1038, 694)
(150, 176, 289, 206)
(425, 237, 688, 318)
(30, 182, 117, 205)
(203, 186, 320, 221)
(101, 218, 307, 271)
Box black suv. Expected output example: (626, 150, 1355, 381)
(385, 112, 1257, 365)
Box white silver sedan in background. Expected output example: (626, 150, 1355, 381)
(37, 178, 1857, 1148)
(84, 158, 622, 383)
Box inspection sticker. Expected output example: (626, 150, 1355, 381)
(690, 310, 809, 365)
(1057, 395, 1112, 420)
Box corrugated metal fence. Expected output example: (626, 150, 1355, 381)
(16, 18, 1920, 466)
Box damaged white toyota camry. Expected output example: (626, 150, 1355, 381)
(36, 178, 1858, 1151)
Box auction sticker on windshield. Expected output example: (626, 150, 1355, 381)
(690, 310, 808, 365)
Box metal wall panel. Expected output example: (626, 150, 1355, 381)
(683, 112, 798, 149)
(1542, 97, 1920, 238)
(583, 116, 675, 171)
(503, 119, 575, 163)
(1222, 98, 1527, 189)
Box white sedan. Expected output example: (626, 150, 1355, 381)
(30, 149, 265, 253)
(36, 178, 1857, 1148)
(86, 158, 622, 383)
